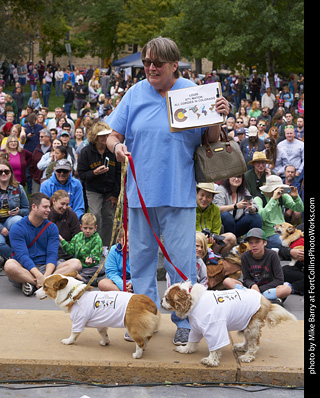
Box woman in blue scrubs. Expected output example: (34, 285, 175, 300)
(106, 37, 229, 345)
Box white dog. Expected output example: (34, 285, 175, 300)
(161, 281, 297, 366)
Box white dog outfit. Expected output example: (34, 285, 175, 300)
(70, 291, 133, 333)
(188, 288, 261, 351)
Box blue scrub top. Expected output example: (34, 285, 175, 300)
(106, 77, 204, 208)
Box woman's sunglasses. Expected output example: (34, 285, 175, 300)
(0, 169, 11, 175)
(142, 59, 166, 68)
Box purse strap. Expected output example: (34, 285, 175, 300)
(203, 126, 233, 158)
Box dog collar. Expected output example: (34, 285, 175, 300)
(58, 284, 82, 305)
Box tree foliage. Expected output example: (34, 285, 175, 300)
(116, 0, 174, 48)
(1, 0, 304, 79)
(162, 0, 304, 77)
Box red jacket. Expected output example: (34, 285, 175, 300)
(29, 144, 52, 185)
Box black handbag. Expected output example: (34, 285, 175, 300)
(194, 126, 247, 182)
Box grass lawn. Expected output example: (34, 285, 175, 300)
(4, 82, 74, 113)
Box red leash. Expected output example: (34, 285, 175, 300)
(122, 154, 188, 291)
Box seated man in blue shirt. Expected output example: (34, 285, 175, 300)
(40, 159, 85, 220)
(4, 193, 82, 296)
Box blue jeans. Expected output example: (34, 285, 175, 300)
(266, 233, 282, 249)
(0, 215, 23, 258)
(18, 77, 26, 86)
(56, 80, 63, 96)
(64, 102, 73, 120)
(129, 207, 197, 329)
(42, 94, 50, 107)
(221, 211, 262, 238)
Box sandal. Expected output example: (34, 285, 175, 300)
(22, 282, 36, 296)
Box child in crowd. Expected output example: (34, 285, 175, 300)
(196, 182, 236, 254)
(98, 226, 132, 293)
(195, 232, 208, 288)
(223, 228, 293, 306)
(59, 213, 103, 282)
(166, 232, 208, 288)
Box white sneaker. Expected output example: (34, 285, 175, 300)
(124, 331, 134, 342)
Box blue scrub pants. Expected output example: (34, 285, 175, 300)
(129, 207, 197, 329)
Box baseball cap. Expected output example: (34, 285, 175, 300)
(59, 130, 70, 137)
(236, 127, 246, 135)
(54, 159, 72, 171)
(244, 228, 267, 241)
(248, 126, 258, 137)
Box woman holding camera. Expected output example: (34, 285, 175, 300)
(213, 174, 262, 238)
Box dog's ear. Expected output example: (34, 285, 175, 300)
(53, 278, 69, 290)
(62, 271, 78, 278)
(173, 290, 192, 313)
(239, 242, 248, 253)
(286, 226, 295, 234)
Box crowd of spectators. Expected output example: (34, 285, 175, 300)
(0, 58, 304, 316)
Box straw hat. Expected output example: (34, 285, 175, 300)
(248, 151, 271, 165)
(196, 182, 221, 194)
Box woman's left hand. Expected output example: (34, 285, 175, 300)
(106, 196, 118, 209)
(215, 96, 230, 116)
(8, 208, 20, 216)
(289, 186, 299, 199)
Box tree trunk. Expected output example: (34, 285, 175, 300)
(195, 58, 202, 74)
(265, 51, 276, 94)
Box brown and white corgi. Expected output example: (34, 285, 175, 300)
(274, 222, 304, 266)
(35, 272, 160, 359)
(162, 281, 297, 367)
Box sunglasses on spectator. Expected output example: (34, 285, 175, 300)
(284, 125, 294, 129)
(0, 169, 11, 175)
(258, 123, 266, 127)
(142, 59, 166, 68)
(55, 169, 70, 174)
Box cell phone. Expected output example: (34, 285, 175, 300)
(244, 195, 252, 201)
(11, 207, 19, 212)
(104, 156, 109, 168)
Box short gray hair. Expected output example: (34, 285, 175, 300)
(141, 36, 180, 78)
(40, 128, 51, 137)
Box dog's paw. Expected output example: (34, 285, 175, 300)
(238, 353, 255, 363)
(61, 338, 74, 345)
(132, 346, 143, 359)
(175, 342, 197, 354)
(99, 336, 110, 346)
(200, 356, 220, 367)
(233, 342, 247, 353)
(175, 345, 189, 354)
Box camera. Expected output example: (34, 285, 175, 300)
(201, 228, 226, 247)
(281, 185, 291, 194)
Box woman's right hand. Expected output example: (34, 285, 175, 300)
(114, 143, 131, 162)
(94, 165, 109, 175)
